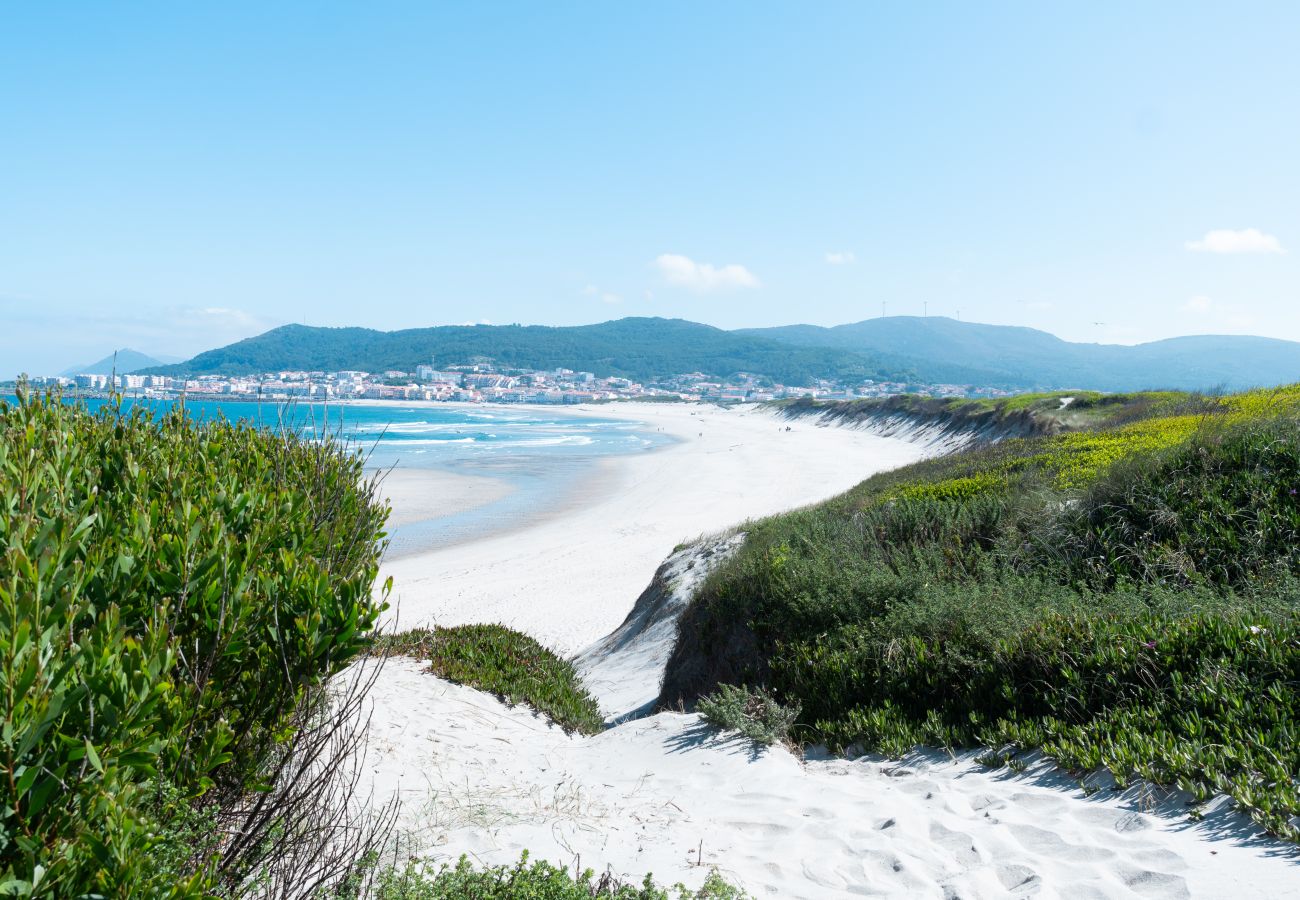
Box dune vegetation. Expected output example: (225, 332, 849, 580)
(370, 624, 604, 735)
(342, 851, 746, 899)
(665, 387, 1300, 840)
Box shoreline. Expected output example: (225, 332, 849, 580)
(370, 405, 679, 563)
(375, 402, 930, 654)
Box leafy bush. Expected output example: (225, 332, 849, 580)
(0, 390, 390, 895)
(374, 625, 604, 735)
(697, 685, 799, 747)
(666, 394, 1300, 840)
(344, 852, 747, 899)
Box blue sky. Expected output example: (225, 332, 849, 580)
(2, 2, 1298, 375)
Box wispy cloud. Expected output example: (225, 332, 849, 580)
(1183, 295, 1213, 312)
(581, 284, 622, 305)
(1185, 228, 1285, 254)
(654, 254, 760, 293)
(824, 251, 855, 265)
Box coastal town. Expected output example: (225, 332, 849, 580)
(24, 362, 1015, 405)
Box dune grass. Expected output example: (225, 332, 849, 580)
(374, 625, 604, 735)
(697, 685, 800, 748)
(672, 388, 1300, 840)
(343, 851, 747, 899)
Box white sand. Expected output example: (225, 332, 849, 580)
(377, 403, 929, 654)
(356, 402, 1299, 897)
(357, 658, 1297, 899)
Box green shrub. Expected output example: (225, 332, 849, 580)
(0, 390, 390, 895)
(670, 397, 1300, 840)
(374, 625, 603, 735)
(697, 685, 799, 747)
(345, 852, 747, 899)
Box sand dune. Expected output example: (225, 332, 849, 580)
(357, 658, 1296, 899)
(357, 402, 1299, 897)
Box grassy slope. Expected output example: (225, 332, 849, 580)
(665, 387, 1300, 840)
(771, 389, 1207, 437)
(372, 624, 604, 735)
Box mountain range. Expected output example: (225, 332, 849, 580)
(738, 317, 1300, 392)
(144, 319, 906, 386)
(144, 316, 1300, 392)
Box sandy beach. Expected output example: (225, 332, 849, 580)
(376, 402, 929, 654)
(357, 402, 1299, 898)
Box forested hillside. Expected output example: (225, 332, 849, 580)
(146, 318, 907, 385)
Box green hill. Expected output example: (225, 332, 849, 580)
(145, 318, 909, 385)
(739, 317, 1300, 391)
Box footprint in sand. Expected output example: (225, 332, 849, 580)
(1117, 866, 1190, 898)
(992, 866, 1044, 897)
(929, 822, 985, 864)
(1006, 823, 1114, 862)
(723, 819, 794, 840)
(968, 793, 1006, 813)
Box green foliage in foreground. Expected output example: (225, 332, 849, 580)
(345, 852, 747, 900)
(697, 685, 799, 748)
(0, 391, 389, 895)
(373, 625, 604, 735)
(678, 391, 1300, 840)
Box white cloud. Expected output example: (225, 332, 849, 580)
(1183, 295, 1213, 313)
(654, 254, 760, 293)
(1185, 228, 1285, 254)
(824, 251, 855, 265)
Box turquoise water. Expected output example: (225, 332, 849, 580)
(4, 396, 670, 554)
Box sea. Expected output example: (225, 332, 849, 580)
(4, 396, 670, 555)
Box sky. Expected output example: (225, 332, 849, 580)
(2, 2, 1298, 376)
